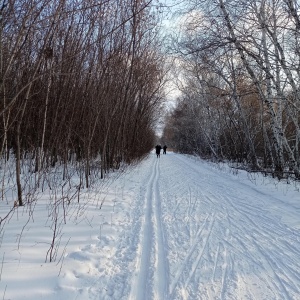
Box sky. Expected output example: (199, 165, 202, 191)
(160, 0, 185, 104)
(1, 151, 299, 299)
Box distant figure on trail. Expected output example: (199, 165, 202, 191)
(155, 145, 162, 158)
(163, 145, 167, 154)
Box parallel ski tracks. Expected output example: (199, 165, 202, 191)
(130, 159, 168, 300)
(101, 154, 300, 300)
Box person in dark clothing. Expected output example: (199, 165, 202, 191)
(155, 145, 162, 158)
(163, 145, 167, 154)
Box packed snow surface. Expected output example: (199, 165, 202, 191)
(1, 152, 300, 299)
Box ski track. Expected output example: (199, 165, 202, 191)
(129, 158, 168, 300)
(92, 153, 300, 300)
(172, 154, 300, 299)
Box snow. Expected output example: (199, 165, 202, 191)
(1, 152, 300, 299)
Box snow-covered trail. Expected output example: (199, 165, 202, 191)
(92, 152, 300, 300)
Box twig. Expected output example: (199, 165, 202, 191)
(0, 252, 4, 281)
(57, 237, 71, 277)
(2, 285, 7, 300)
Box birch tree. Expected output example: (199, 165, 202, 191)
(166, 0, 300, 179)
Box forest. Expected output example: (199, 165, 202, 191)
(1, 0, 300, 211)
(162, 0, 300, 180)
(0, 0, 166, 207)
